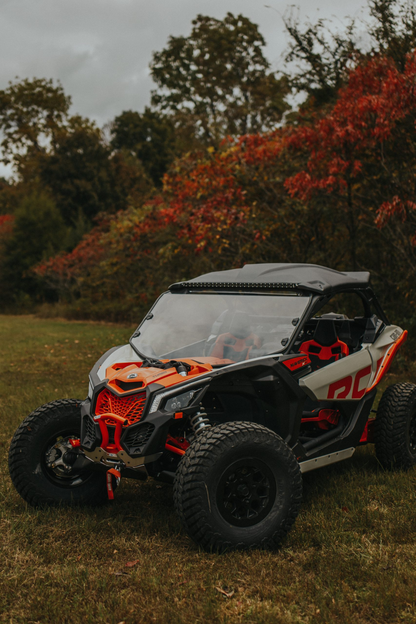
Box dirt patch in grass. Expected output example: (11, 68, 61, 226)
(1, 315, 415, 624)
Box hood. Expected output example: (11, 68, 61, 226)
(104, 358, 225, 394)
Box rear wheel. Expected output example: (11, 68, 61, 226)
(173, 422, 302, 552)
(375, 383, 416, 470)
(9, 399, 108, 507)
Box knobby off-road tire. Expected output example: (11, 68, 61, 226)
(375, 383, 416, 470)
(9, 399, 108, 507)
(173, 422, 303, 553)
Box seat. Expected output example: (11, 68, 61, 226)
(299, 319, 348, 370)
(210, 312, 261, 362)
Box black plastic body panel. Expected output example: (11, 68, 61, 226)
(299, 388, 377, 459)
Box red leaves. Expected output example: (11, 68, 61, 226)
(376, 196, 416, 227)
(0, 214, 14, 252)
(0, 214, 14, 228)
(163, 154, 250, 250)
(0, 214, 14, 237)
(284, 53, 416, 204)
(32, 50, 416, 294)
(34, 222, 108, 281)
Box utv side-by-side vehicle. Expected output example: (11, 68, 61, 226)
(9, 264, 416, 552)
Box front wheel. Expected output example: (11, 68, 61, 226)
(173, 422, 303, 552)
(9, 399, 109, 507)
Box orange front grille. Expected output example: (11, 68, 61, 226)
(95, 389, 146, 426)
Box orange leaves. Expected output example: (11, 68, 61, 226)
(160, 131, 286, 254)
(163, 151, 250, 250)
(31, 50, 416, 306)
(283, 51, 416, 227)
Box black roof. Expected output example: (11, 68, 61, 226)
(170, 263, 371, 295)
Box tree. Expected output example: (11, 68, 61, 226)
(20, 3, 416, 329)
(38, 115, 146, 227)
(33, 130, 347, 320)
(368, 0, 416, 70)
(283, 50, 416, 317)
(284, 0, 416, 110)
(284, 12, 358, 107)
(150, 13, 289, 144)
(0, 77, 71, 176)
(1, 192, 67, 300)
(110, 108, 175, 186)
(0, 78, 152, 235)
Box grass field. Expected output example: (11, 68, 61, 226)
(1, 315, 416, 624)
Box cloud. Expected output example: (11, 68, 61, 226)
(0, 0, 369, 127)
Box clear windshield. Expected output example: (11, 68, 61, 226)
(130, 292, 310, 364)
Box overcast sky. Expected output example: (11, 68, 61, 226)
(0, 0, 371, 176)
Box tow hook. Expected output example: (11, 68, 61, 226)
(106, 466, 121, 500)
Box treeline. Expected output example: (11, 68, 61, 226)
(1, 1, 416, 341)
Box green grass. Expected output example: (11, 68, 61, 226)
(1, 315, 416, 624)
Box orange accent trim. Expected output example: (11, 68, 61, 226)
(106, 468, 121, 500)
(95, 413, 126, 453)
(366, 330, 408, 393)
(301, 408, 340, 430)
(165, 443, 186, 456)
(105, 359, 213, 393)
(281, 355, 311, 371)
(96, 412, 128, 426)
(165, 434, 190, 455)
(174, 411, 183, 419)
(96, 390, 146, 426)
(300, 339, 349, 361)
(360, 418, 375, 443)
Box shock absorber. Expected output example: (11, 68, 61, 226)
(190, 410, 210, 435)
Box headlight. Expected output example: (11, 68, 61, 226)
(149, 387, 202, 414)
(165, 390, 197, 412)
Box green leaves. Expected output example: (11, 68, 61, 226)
(0, 78, 71, 169)
(110, 108, 175, 187)
(150, 13, 289, 144)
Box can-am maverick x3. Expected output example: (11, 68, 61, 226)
(9, 264, 415, 552)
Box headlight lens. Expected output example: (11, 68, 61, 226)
(149, 387, 201, 414)
(165, 390, 196, 412)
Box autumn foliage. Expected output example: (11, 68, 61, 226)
(31, 50, 416, 320)
(285, 54, 416, 202)
(0, 214, 14, 232)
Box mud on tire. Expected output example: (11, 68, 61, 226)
(8, 399, 108, 507)
(375, 382, 416, 470)
(173, 422, 303, 553)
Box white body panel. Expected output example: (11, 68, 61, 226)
(299, 448, 355, 473)
(299, 325, 403, 401)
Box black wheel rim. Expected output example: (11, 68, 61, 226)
(409, 411, 416, 455)
(216, 457, 277, 527)
(41, 430, 93, 489)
